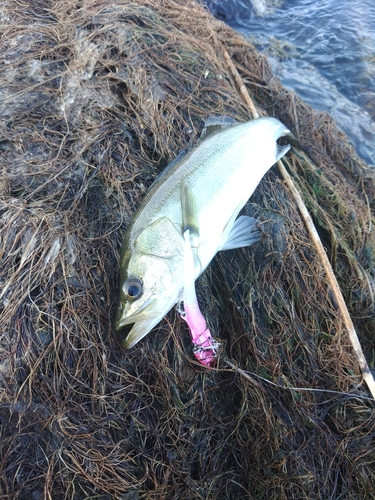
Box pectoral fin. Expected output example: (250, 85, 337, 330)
(219, 215, 260, 251)
(180, 181, 199, 239)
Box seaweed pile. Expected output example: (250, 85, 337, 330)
(1, 0, 375, 498)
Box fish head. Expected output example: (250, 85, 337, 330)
(115, 217, 185, 348)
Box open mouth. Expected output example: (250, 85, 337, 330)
(115, 297, 156, 330)
(121, 313, 167, 348)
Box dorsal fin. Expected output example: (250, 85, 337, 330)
(150, 149, 187, 189)
(150, 116, 239, 190)
(200, 115, 239, 140)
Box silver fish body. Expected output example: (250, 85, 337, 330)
(116, 116, 291, 347)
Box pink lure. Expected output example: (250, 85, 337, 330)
(180, 231, 218, 366)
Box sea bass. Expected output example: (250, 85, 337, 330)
(116, 116, 291, 351)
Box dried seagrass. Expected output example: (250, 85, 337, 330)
(1, 1, 375, 499)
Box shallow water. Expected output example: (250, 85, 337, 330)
(205, 0, 375, 165)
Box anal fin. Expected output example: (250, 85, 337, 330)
(219, 215, 260, 251)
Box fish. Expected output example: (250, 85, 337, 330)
(115, 116, 291, 351)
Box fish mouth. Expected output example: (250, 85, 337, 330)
(116, 296, 170, 348)
(122, 313, 167, 348)
(115, 297, 156, 330)
(117, 295, 180, 348)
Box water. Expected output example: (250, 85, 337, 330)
(204, 0, 375, 166)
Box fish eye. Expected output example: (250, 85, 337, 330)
(123, 278, 143, 301)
